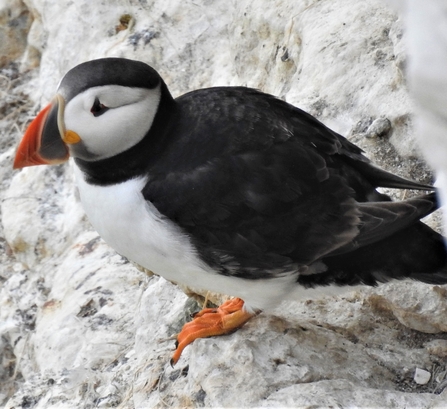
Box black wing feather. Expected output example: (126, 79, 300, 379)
(142, 87, 443, 281)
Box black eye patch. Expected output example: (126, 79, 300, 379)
(90, 97, 109, 117)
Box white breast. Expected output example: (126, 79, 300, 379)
(72, 164, 351, 311)
(73, 165, 209, 282)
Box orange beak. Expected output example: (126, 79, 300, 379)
(13, 96, 70, 169)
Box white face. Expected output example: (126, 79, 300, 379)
(63, 84, 161, 160)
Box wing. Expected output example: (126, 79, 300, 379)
(142, 87, 434, 279)
(144, 140, 360, 278)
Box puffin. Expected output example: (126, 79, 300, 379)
(13, 58, 447, 365)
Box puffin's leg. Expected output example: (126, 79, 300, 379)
(171, 298, 254, 365)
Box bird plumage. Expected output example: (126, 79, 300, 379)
(14, 58, 447, 312)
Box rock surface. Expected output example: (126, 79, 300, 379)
(0, 0, 32, 67)
(1, 0, 447, 407)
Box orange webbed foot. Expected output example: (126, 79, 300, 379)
(171, 297, 254, 366)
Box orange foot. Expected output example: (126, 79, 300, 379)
(171, 297, 254, 365)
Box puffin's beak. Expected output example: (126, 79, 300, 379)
(13, 94, 80, 169)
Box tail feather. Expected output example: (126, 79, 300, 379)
(298, 221, 447, 288)
(328, 192, 439, 256)
(346, 158, 435, 191)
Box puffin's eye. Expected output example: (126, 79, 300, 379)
(90, 97, 109, 117)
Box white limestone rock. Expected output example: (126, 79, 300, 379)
(2, 164, 86, 269)
(414, 368, 431, 385)
(1, 0, 447, 407)
(0, 0, 31, 67)
(425, 339, 447, 358)
(367, 282, 447, 333)
(261, 379, 439, 408)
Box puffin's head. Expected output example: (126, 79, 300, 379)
(14, 58, 164, 168)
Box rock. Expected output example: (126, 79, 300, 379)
(365, 117, 392, 138)
(2, 164, 86, 269)
(260, 379, 439, 408)
(414, 368, 431, 385)
(1, 0, 447, 407)
(367, 283, 447, 333)
(425, 339, 447, 358)
(0, 0, 32, 67)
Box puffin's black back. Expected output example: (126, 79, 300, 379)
(139, 87, 447, 285)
